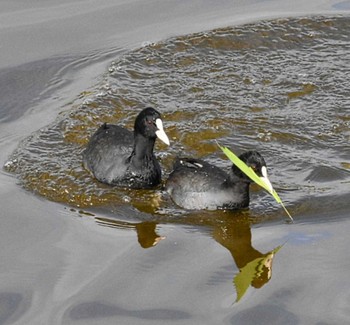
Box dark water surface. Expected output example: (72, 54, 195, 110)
(1, 2, 350, 324)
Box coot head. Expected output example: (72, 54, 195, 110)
(232, 151, 273, 192)
(134, 107, 170, 145)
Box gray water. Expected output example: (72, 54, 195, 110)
(1, 1, 350, 324)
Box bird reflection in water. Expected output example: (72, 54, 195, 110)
(95, 218, 165, 248)
(95, 213, 282, 302)
(212, 216, 282, 302)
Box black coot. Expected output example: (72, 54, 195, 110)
(83, 107, 170, 188)
(165, 151, 272, 210)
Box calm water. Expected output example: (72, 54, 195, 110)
(3, 15, 350, 319)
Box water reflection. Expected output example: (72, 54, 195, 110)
(95, 218, 165, 248)
(212, 217, 282, 302)
(93, 212, 282, 302)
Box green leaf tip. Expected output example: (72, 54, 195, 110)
(217, 143, 293, 222)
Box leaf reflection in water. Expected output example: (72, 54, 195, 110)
(212, 216, 283, 302)
(233, 246, 282, 302)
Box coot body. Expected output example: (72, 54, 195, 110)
(83, 107, 169, 189)
(165, 151, 270, 210)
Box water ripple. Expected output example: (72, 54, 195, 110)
(4, 15, 350, 222)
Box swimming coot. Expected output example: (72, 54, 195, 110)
(83, 107, 170, 188)
(165, 151, 272, 210)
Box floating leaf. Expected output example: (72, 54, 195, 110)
(218, 144, 293, 221)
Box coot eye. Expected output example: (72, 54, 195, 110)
(147, 117, 155, 125)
